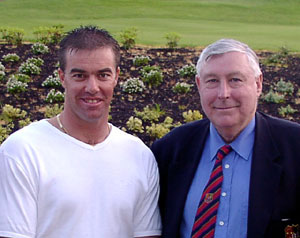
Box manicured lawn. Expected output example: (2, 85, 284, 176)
(0, 0, 300, 51)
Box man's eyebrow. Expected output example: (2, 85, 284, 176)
(70, 68, 86, 74)
(97, 68, 113, 73)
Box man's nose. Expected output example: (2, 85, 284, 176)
(85, 75, 99, 94)
(218, 80, 230, 99)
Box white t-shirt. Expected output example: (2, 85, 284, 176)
(0, 120, 161, 238)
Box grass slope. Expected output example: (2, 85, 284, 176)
(0, 0, 300, 51)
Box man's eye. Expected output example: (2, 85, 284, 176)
(99, 73, 112, 79)
(206, 79, 217, 83)
(231, 78, 241, 82)
(72, 74, 84, 79)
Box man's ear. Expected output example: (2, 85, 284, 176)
(58, 68, 66, 89)
(195, 75, 201, 92)
(114, 67, 120, 86)
(256, 74, 263, 96)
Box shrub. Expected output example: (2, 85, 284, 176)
(33, 25, 64, 44)
(45, 89, 64, 103)
(8, 74, 31, 84)
(0, 104, 27, 123)
(146, 116, 176, 139)
(0, 62, 5, 71)
(278, 105, 297, 117)
(133, 55, 151, 67)
(42, 75, 62, 88)
(19, 118, 32, 128)
(119, 27, 138, 50)
(262, 46, 289, 66)
(177, 64, 196, 78)
(0, 124, 13, 144)
(31, 43, 49, 55)
(18, 58, 43, 75)
(44, 104, 64, 118)
(135, 104, 165, 122)
(263, 90, 285, 103)
(2, 53, 20, 63)
(182, 110, 203, 122)
(0, 27, 24, 45)
(6, 78, 28, 94)
(121, 77, 145, 94)
(172, 82, 193, 94)
(165, 32, 181, 48)
(140, 65, 163, 87)
(0, 71, 5, 81)
(276, 78, 294, 96)
(126, 116, 144, 133)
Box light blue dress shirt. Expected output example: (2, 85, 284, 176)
(180, 117, 255, 238)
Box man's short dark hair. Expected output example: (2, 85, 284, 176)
(58, 25, 120, 71)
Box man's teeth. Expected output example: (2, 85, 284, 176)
(86, 99, 99, 103)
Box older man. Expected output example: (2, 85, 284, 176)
(151, 39, 300, 238)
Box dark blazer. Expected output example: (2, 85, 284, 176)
(151, 112, 300, 238)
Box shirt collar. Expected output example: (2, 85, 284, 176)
(208, 117, 256, 161)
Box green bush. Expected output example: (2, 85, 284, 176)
(276, 78, 294, 96)
(263, 89, 285, 103)
(6, 78, 28, 94)
(140, 65, 163, 87)
(44, 104, 64, 118)
(165, 32, 181, 48)
(33, 25, 64, 44)
(31, 43, 49, 55)
(42, 75, 62, 88)
(0, 104, 27, 123)
(177, 64, 196, 78)
(121, 77, 145, 94)
(172, 82, 193, 94)
(45, 89, 64, 103)
(2, 53, 20, 63)
(119, 27, 138, 50)
(182, 110, 203, 122)
(8, 74, 30, 83)
(0, 27, 24, 45)
(126, 116, 144, 133)
(278, 104, 297, 117)
(133, 55, 151, 67)
(135, 104, 165, 122)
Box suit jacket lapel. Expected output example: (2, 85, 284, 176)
(247, 113, 282, 237)
(164, 123, 209, 237)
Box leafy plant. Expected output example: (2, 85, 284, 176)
(165, 32, 181, 48)
(44, 103, 64, 118)
(140, 65, 163, 87)
(121, 77, 145, 94)
(0, 124, 13, 144)
(42, 75, 62, 88)
(2, 53, 20, 63)
(133, 55, 151, 67)
(18, 57, 43, 75)
(182, 110, 203, 122)
(0, 104, 27, 123)
(45, 89, 64, 103)
(263, 89, 285, 103)
(177, 64, 196, 78)
(19, 118, 32, 128)
(276, 78, 294, 96)
(33, 25, 64, 44)
(0, 71, 5, 81)
(262, 46, 289, 66)
(146, 116, 179, 139)
(0, 62, 5, 71)
(9, 74, 31, 83)
(278, 105, 297, 117)
(172, 82, 193, 94)
(0, 27, 24, 45)
(6, 78, 28, 94)
(126, 116, 144, 133)
(135, 104, 165, 122)
(31, 43, 49, 55)
(119, 27, 138, 50)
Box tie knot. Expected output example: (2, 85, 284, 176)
(216, 145, 232, 161)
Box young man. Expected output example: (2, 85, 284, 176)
(0, 26, 161, 238)
(151, 39, 300, 238)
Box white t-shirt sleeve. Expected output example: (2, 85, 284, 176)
(0, 150, 37, 238)
(133, 151, 162, 237)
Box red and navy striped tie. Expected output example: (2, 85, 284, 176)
(191, 145, 232, 238)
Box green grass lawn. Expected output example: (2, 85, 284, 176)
(0, 0, 300, 51)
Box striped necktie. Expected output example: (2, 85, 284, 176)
(191, 145, 232, 238)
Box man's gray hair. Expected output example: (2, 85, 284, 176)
(196, 39, 262, 78)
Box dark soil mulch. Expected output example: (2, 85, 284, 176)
(0, 44, 299, 146)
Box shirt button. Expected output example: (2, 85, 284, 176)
(219, 221, 225, 226)
(224, 164, 230, 169)
(221, 192, 227, 197)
